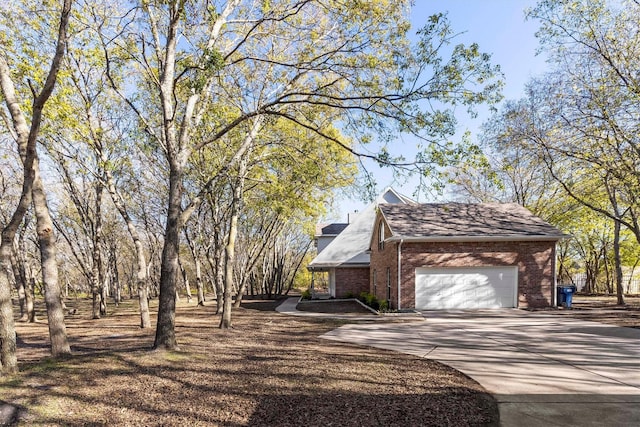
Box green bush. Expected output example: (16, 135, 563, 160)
(344, 291, 355, 299)
(301, 288, 312, 300)
(359, 292, 380, 310)
(378, 299, 388, 312)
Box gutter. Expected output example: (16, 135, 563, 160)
(307, 263, 370, 270)
(397, 239, 403, 310)
(386, 234, 568, 243)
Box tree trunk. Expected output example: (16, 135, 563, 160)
(233, 256, 248, 308)
(110, 247, 121, 306)
(0, 0, 72, 369)
(0, 244, 18, 373)
(185, 274, 192, 303)
(10, 250, 27, 321)
(136, 245, 151, 328)
(220, 154, 250, 327)
(220, 206, 238, 329)
(214, 240, 224, 314)
(233, 282, 246, 308)
(186, 236, 205, 306)
(100, 280, 108, 315)
(154, 166, 182, 349)
(26, 276, 36, 322)
(195, 256, 204, 306)
(91, 180, 104, 318)
(91, 269, 102, 318)
(33, 168, 71, 357)
(179, 258, 192, 303)
(103, 169, 151, 328)
(613, 219, 625, 305)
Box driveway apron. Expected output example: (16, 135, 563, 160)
(321, 310, 640, 427)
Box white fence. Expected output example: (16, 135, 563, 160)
(570, 272, 640, 294)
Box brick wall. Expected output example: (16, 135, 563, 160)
(369, 211, 556, 308)
(400, 241, 556, 309)
(334, 267, 370, 298)
(370, 217, 399, 308)
(371, 211, 557, 309)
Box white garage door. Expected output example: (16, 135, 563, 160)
(415, 267, 518, 309)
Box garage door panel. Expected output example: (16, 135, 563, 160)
(415, 267, 517, 309)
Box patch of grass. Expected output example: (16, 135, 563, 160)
(0, 377, 23, 388)
(21, 357, 62, 374)
(159, 351, 205, 363)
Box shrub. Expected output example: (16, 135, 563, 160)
(358, 291, 368, 302)
(301, 288, 312, 300)
(344, 291, 355, 299)
(359, 292, 380, 310)
(378, 299, 388, 312)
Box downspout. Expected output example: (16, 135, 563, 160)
(553, 241, 558, 307)
(397, 239, 403, 310)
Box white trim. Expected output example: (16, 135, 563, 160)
(308, 263, 370, 270)
(397, 239, 403, 310)
(329, 269, 336, 297)
(387, 235, 565, 243)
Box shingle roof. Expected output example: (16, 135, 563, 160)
(308, 188, 414, 268)
(379, 203, 566, 241)
(315, 223, 349, 237)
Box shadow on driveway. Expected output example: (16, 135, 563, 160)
(321, 310, 640, 427)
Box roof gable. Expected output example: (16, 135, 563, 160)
(379, 203, 566, 241)
(308, 188, 413, 268)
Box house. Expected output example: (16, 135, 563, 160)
(370, 203, 567, 310)
(314, 223, 349, 254)
(308, 188, 414, 298)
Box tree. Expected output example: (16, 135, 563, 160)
(521, 0, 640, 303)
(449, 98, 564, 218)
(0, 0, 72, 372)
(49, 150, 109, 318)
(0, 146, 37, 323)
(39, 0, 158, 327)
(94, 0, 501, 348)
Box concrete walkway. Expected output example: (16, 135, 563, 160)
(319, 309, 640, 427)
(276, 297, 424, 321)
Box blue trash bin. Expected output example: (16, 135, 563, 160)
(558, 285, 577, 308)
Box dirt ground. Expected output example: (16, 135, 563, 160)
(1, 297, 498, 426)
(554, 294, 640, 328)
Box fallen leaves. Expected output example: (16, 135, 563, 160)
(3, 298, 499, 426)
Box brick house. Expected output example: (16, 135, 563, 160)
(370, 203, 567, 310)
(308, 188, 413, 298)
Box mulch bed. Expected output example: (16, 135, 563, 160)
(2, 297, 499, 426)
(295, 299, 374, 314)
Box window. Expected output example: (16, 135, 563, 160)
(378, 220, 385, 251)
(373, 270, 377, 296)
(386, 267, 391, 303)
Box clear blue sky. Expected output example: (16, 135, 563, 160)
(325, 0, 549, 222)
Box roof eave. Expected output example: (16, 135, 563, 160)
(386, 234, 569, 243)
(307, 263, 370, 270)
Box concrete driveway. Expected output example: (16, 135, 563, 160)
(321, 310, 640, 426)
